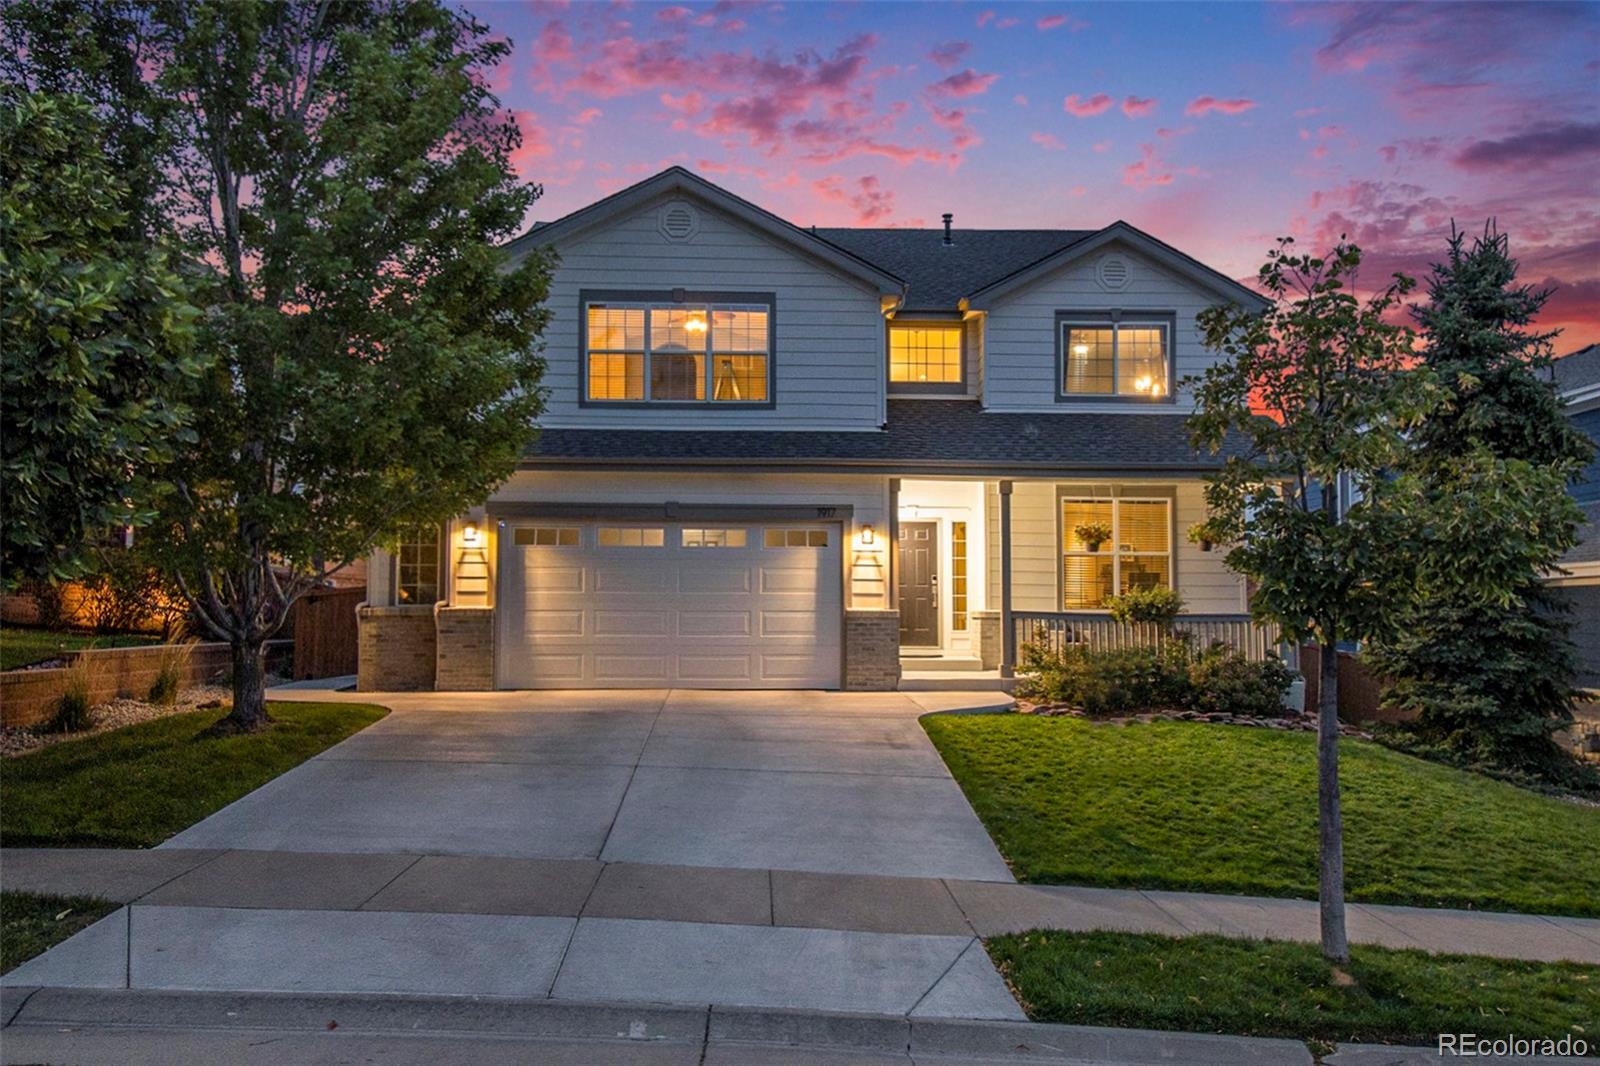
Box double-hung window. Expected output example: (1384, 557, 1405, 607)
(889, 323, 963, 392)
(394, 524, 443, 605)
(1060, 496, 1172, 609)
(1059, 315, 1171, 400)
(584, 295, 772, 404)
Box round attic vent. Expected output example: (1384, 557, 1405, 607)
(1097, 255, 1131, 291)
(658, 201, 699, 242)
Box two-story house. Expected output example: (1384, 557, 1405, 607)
(354, 167, 1271, 692)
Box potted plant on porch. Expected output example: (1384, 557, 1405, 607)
(1075, 521, 1113, 553)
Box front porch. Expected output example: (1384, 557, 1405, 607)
(890, 477, 1286, 687)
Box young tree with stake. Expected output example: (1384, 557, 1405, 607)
(1188, 239, 1428, 963)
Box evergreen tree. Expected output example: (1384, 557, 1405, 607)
(1365, 224, 1594, 787)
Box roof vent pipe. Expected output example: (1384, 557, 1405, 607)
(942, 213, 954, 245)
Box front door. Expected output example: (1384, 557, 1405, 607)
(898, 521, 939, 648)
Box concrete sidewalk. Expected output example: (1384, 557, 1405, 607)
(3, 988, 1590, 1066)
(6, 848, 1598, 965)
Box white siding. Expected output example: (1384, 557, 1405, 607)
(533, 193, 886, 431)
(982, 242, 1227, 413)
(1002, 479, 1244, 614)
(490, 470, 891, 609)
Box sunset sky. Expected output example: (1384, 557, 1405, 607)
(469, 1, 1600, 348)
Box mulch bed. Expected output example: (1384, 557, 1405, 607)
(1016, 700, 1374, 739)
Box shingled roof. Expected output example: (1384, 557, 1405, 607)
(814, 228, 1093, 310)
(1553, 344, 1600, 394)
(524, 399, 1233, 473)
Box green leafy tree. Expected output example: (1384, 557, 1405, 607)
(1364, 225, 1593, 786)
(0, 89, 204, 585)
(8, 1, 555, 730)
(1189, 239, 1429, 963)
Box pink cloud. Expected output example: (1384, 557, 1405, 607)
(927, 69, 1000, 98)
(1037, 14, 1067, 30)
(1121, 142, 1199, 190)
(1121, 95, 1158, 118)
(1184, 95, 1257, 117)
(996, 17, 1020, 28)
(1013, 93, 1029, 107)
(1063, 92, 1114, 117)
(506, 110, 553, 174)
(928, 41, 971, 69)
(813, 173, 897, 224)
(1031, 132, 1066, 151)
(572, 107, 602, 125)
(976, 10, 995, 27)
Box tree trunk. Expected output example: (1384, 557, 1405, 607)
(210, 637, 272, 734)
(1316, 638, 1350, 964)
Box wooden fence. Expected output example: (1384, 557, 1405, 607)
(290, 586, 366, 680)
(1297, 644, 1396, 724)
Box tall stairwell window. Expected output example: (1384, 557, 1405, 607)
(394, 524, 443, 605)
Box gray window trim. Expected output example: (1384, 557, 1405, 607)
(578, 288, 777, 410)
(886, 319, 968, 396)
(1054, 483, 1179, 611)
(1054, 310, 1177, 404)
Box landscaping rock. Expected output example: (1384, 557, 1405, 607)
(1, 676, 285, 757)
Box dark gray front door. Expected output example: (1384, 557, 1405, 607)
(898, 522, 939, 647)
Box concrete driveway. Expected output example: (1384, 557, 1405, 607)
(163, 688, 1014, 882)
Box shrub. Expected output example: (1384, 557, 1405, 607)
(147, 639, 195, 706)
(1187, 643, 1297, 717)
(1017, 637, 1297, 718)
(1105, 586, 1185, 627)
(44, 656, 95, 733)
(1017, 640, 1191, 717)
(26, 581, 72, 631)
(76, 550, 177, 635)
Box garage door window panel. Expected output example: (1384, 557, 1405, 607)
(683, 528, 748, 548)
(764, 528, 829, 548)
(598, 527, 666, 547)
(514, 526, 581, 547)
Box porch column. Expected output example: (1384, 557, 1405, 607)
(999, 479, 1014, 677)
(888, 478, 900, 611)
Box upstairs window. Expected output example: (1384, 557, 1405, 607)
(1060, 318, 1170, 400)
(889, 324, 963, 391)
(585, 297, 771, 404)
(1060, 496, 1171, 609)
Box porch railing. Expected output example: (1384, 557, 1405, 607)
(1012, 612, 1293, 666)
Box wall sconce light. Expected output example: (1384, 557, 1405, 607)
(861, 524, 875, 545)
(463, 522, 481, 546)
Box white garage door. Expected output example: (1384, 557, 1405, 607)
(497, 521, 842, 688)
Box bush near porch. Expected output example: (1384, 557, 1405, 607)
(1015, 638, 1295, 719)
(922, 714, 1600, 916)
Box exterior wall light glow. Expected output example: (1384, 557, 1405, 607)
(463, 522, 481, 545)
(861, 524, 875, 545)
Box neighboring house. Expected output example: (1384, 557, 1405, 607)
(1551, 344, 1600, 689)
(356, 166, 1272, 692)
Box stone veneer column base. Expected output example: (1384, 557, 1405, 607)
(356, 605, 437, 692)
(843, 609, 901, 691)
(435, 607, 495, 691)
(971, 610, 1002, 670)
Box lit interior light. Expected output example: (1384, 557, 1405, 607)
(1150, 382, 1163, 397)
(685, 315, 707, 332)
(1073, 344, 1089, 355)
(1134, 375, 1153, 392)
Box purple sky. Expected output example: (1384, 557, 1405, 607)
(470, 1, 1600, 348)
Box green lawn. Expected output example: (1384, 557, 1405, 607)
(0, 892, 119, 973)
(988, 930, 1599, 1050)
(923, 715, 1600, 916)
(1, 701, 387, 847)
(0, 627, 160, 671)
